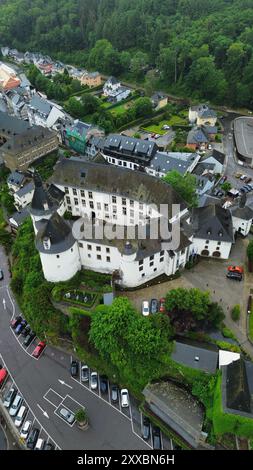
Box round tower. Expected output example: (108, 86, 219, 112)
(36, 212, 81, 282)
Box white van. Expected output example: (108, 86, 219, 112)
(14, 405, 27, 427)
(34, 438, 45, 450)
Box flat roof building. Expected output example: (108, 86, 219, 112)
(234, 116, 253, 166)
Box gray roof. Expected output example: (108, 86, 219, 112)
(16, 181, 34, 197)
(106, 76, 118, 85)
(203, 149, 225, 165)
(151, 91, 167, 103)
(29, 95, 52, 115)
(50, 158, 188, 215)
(36, 212, 75, 254)
(7, 170, 25, 186)
(0, 110, 31, 135)
(225, 359, 251, 413)
(101, 133, 158, 165)
(192, 162, 215, 176)
(203, 125, 217, 134)
(192, 204, 234, 242)
(187, 127, 209, 145)
(199, 108, 217, 119)
(150, 152, 198, 175)
(31, 173, 64, 216)
(171, 338, 218, 373)
(198, 194, 222, 208)
(9, 207, 29, 226)
(231, 205, 253, 220)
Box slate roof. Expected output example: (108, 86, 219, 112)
(31, 173, 64, 216)
(50, 158, 188, 216)
(16, 181, 34, 198)
(101, 134, 158, 164)
(203, 149, 225, 165)
(29, 95, 52, 115)
(171, 337, 219, 373)
(2, 126, 55, 154)
(36, 212, 75, 254)
(106, 76, 118, 85)
(202, 125, 218, 134)
(7, 170, 25, 187)
(0, 110, 31, 135)
(230, 205, 253, 220)
(9, 207, 29, 227)
(192, 204, 234, 242)
(150, 152, 199, 175)
(199, 108, 217, 119)
(187, 127, 209, 145)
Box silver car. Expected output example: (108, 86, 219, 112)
(3, 386, 17, 408)
(59, 407, 75, 424)
(20, 420, 32, 439)
(9, 393, 23, 417)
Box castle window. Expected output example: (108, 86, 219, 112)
(97, 254, 101, 260)
(106, 248, 110, 253)
(106, 256, 110, 262)
(130, 200, 134, 207)
(64, 187, 69, 194)
(78, 242, 83, 248)
(139, 266, 143, 272)
(56, 255, 60, 258)
(66, 196, 70, 204)
(89, 201, 94, 209)
(96, 246, 101, 252)
(104, 203, 109, 211)
(122, 207, 127, 215)
(122, 198, 126, 205)
(160, 257, 164, 263)
(72, 188, 77, 196)
(88, 191, 93, 199)
(150, 262, 154, 267)
(82, 199, 86, 206)
(87, 244, 92, 250)
(74, 198, 78, 205)
(112, 196, 117, 203)
(80, 190, 85, 197)
(139, 260, 143, 265)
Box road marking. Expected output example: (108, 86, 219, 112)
(2, 298, 6, 310)
(58, 379, 73, 389)
(37, 404, 49, 419)
(0, 353, 61, 450)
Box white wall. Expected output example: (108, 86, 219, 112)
(192, 237, 232, 259)
(14, 188, 34, 209)
(40, 241, 81, 282)
(232, 216, 252, 237)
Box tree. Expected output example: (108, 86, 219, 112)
(144, 70, 159, 96)
(163, 170, 198, 207)
(130, 51, 148, 79)
(247, 240, 253, 261)
(221, 181, 232, 193)
(165, 288, 210, 321)
(81, 94, 100, 115)
(65, 97, 84, 118)
(231, 304, 240, 321)
(133, 97, 153, 118)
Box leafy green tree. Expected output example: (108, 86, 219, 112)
(231, 304, 240, 321)
(144, 70, 159, 96)
(163, 170, 198, 207)
(247, 240, 253, 261)
(133, 97, 152, 118)
(65, 97, 84, 119)
(165, 288, 210, 321)
(81, 94, 100, 115)
(130, 51, 148, 79)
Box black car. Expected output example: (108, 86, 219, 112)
(27, 428, 40, 450)
(111, 385, 119, 403)
(142, 417, 150, 440)
(43, 442, 55, 450)
(21, 325, 31, 337)
(70, 360, 79, 377)
(226, 271, 242, 281)
(99, 375, 108, 394)
(152, 426, 162, 449)
(23, 331, 36, 347)
(150, 299, 158, 314)
(0, 269, 4, 280)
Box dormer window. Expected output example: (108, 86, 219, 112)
(43, 237, 51, 250)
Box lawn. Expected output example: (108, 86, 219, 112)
(142, 114, 188, 135)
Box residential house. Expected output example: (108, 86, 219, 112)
(0, 63, 21, 91)
(81, 71, 102, 88)
(0, 111, 59, 171)
(14, 181, 35, 209)
(7, 170, 26, 193)
(147, 151, 200, 178)
(189, 104, 217, 127)
(63, 120, 104, 154)
(202, 125, 218, 141)
(201, 149, 225, 175)
(192, 162, 216, 196)
(230, 195, 253, 237)
(151, 92, 168, 111)
(9, 207, 30, 232)
(187, 127, 209, 150)
(192, 204, 234, 259)
(26, 95, 68, 132)
(103, 76, 131, 103)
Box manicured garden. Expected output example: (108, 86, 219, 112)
(141, 112, 188, 135)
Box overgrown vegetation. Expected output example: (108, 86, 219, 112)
(231, 304, 241, 322)
(163, 170, 198, 208)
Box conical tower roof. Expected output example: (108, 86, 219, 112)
(30, 172, 64, 216)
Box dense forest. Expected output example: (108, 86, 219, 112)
(1, 0, 253, 107)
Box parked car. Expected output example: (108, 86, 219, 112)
(240, 174, 247, 180)
(34, 438, 45, 450)
(100, 375, 108, 394)
(15, 319, 27, 335)
(245, 185, 253, 191)
(14, 405, 27, 428)
(20, 420, 32, 439)
(227, 266, 244, 274)
(162, 125, 170, 130)
(245, 177, 252, 184)
(142, 417, 150, 440)
(21, 325, 31, 338)
(70, 360, 79, 377)
(32, 341, 46, 358)
(142, 300, 150, 316)
(208, 144, 212, 150)
(111, 385, 119, 403)
(44, 442, 55, 450)
(27, 428, 40, 449)
(226, 271, 242, 281)
(121, 389, 129, 408)
(81, 365, 89, 382)
(152, 426, 162, 449)
(59, 407, 75, 425)
(159, 298, 166, 313)
(0, 269, 4, 280)
(154, 133, 160, 139)
(150, 298, 158, 314)
(10, 316, 22, 329)
(90, 372, 98, 390)
(240, 187, 246, 193)
(23, 331, 36, 347)
(0, 368, 8, 388)
(234, 172, 242, 178)
(9, 393, 23, 417)
(3, 386, 17, 408)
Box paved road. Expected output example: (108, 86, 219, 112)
(0, 424, 7, 450)
(0, 247, 149, 450)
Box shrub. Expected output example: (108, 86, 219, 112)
(247, 240, 253, 262)
(231, 304, 240, 321)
